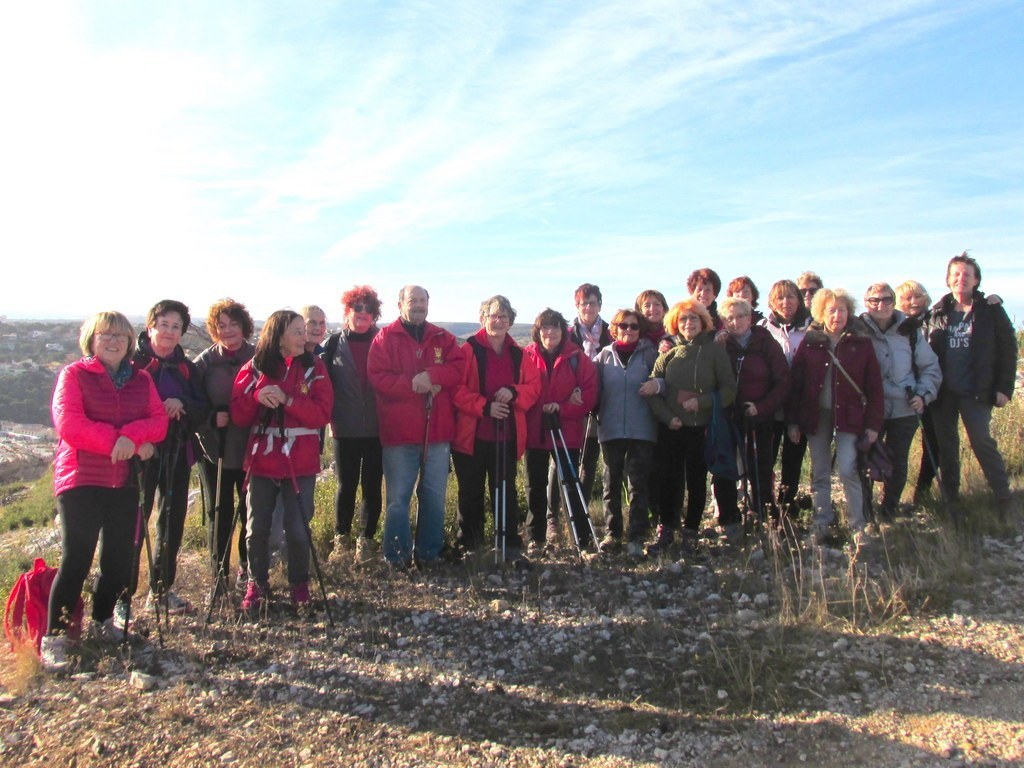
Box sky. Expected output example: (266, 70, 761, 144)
(2, 0, 1022, 327)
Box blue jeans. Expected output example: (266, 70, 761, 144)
(382, 442, 451, 565)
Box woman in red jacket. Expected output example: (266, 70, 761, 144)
(43, 311, 168, 672)
(452, 295, 540, 565)
(230, 310, 332, 611)
(521, 309, 598, 553)
(786, 289, 883, 549)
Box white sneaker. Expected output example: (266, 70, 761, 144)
(40, 635, 71, 673)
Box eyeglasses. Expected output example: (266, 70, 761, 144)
(678, 315, 702, 324)
(95, 332, 129, 343)
(800, 288, 818, 296)
(865, 297, 895, 307)
(616, 322, 640, 331)
(487, 314, 510, 323)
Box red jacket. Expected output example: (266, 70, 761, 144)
(51, 357, 168, 496)
(786, 322, 884, 436)
(453, 331, 541, 459)
(719, 325, 790, 423)
(367, 319, 465, 447)
(522, 341, 598, 450)
(230, 354, 332, 479)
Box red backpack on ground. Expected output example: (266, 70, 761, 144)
(4, 558, 83, 654)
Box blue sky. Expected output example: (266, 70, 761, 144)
(2, 1, 1022, 327)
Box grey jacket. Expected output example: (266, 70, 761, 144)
(594, 339, 658, 443)
(861, 311, 942, 420)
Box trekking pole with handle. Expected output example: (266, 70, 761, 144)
(205, 409, 270, 626)
(127, 458, 164, 647)
(906, 386, 947, 508)
(547, 411, 599, 555)
(278, 407, 335, 629)
(493, 415, 508, 565)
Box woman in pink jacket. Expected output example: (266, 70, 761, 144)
(42, 311, 168, 672)
(230, 310, 332, 612)
(521, 308, 598, 553)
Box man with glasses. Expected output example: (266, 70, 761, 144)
(568, 283, 612, 512)
(927, 253, 1017, 517)
(860, 282, 942, 521)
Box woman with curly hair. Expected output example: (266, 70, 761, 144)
(194, 298, 256, 591)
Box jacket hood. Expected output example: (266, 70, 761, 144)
(803, 315, 871, 346)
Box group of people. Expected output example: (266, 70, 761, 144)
(39, 252, 1017, 671)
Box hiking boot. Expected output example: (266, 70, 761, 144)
(626, 540, 645, 559)
(112, 599, 130, 631)
(546, 521, 562, 547)
(526, 539, 543, 557)
(646, 525, 674, 557)
(290, 581, 311, 607)
(808, 523, 828, 547)
(235, 567, 249, 592)
(599, 533, 621, 553)
(89, 618, 121, 644)
(240, 581, 267, 612)
(40, 635, 71, 673)
(355, 537, 378, 565)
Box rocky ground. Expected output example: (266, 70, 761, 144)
(1, 513, 1022, 767)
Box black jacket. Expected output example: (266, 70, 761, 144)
(928, 290, 1017, 403)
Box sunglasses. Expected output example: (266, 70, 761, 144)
(349, 304, 374, 314)
(617, 322, 640, 331)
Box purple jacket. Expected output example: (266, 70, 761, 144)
(786, 320, 884, 436)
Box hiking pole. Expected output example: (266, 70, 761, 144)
(155, 418, 185, 631)
(205, 426, 231, 614)
(413, 392, 434, 563)
(127, 459, 164, 647)
(205, 409, 269, 625)
(279, 408, 334, 628)
(549, 411, 599, 553)
(905, 387, 950, 520)
(493, 415, 508, 565)
(546, 412, 584, 557)
(750, 420, 763, 524)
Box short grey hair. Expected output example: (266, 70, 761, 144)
(479, 295, 517, 325)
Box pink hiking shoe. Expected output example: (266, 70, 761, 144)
(240, 581, 266, 612)
(290, 582, 311, 608)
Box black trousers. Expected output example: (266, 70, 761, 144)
(49, 486, 136, 633)
(333, 436, 383, 538)
(453, 438, 522, 551)
(202, 458, 248, 575)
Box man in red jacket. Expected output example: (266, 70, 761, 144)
(368, 285, 465, 568)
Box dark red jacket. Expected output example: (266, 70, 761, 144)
(786, 321, 884, 436)
(719, 325, 790, 423)
(230, 354, 332, 479)
(51, 356, 168, 496)
(522, 341, 598, 450)
(453, 330, 541, 459)
(367, 319, 465, 447)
